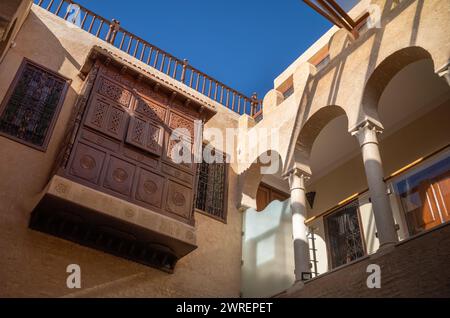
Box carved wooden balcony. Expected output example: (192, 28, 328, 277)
(30, 47, 216, 273)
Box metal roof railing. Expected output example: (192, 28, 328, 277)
(35, 0, 263, 117)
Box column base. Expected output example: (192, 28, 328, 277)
(371, 242, 396, 260)
(286, 280, 305, 295)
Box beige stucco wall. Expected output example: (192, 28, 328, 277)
(0, 5, 242, 297)
(0, 0, 32, 63)
(237, 0, 450, 180)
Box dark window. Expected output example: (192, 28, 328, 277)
(195, 146, 228, 222)
(325, 200, 366, 269)
(316, 55, 330, 71)
(282, 85, 294, 99)
(0, 59, 68, 150)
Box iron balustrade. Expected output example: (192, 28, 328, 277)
(35, 0, 262, 117)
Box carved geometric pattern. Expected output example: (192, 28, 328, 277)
(147, 125, 160, 153)
(91, 100, 108, 128)
(172, 192, 186, 207)
(126, 116, 162, 156)
(135, 169, 164, 208)
(69, 142, 106, 184)
(165, 180, 192, 219)
(85, 97, 127, 141)
(64, 66, 203, 226)
(131, 118, 146, 144)
(101, 68, 168, 105)
(166, 136, 192, 170)
(98, 77, 132, 107)
(169, 112, 195, 137)
(135, 98, 166, 123)
(104, 156, 135, 196)
(171, 99, 199, 118)
(80, 155, 96, 170)
(108, 106, 124, 134)
(113, 168, 128, 183)
(143, 180, 157, 194)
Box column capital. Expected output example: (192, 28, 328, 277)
(286, 167, 311, 191)
(350, 119, 384, 147)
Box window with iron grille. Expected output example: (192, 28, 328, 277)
(325, 200, 366, 269)
(195, 146, 228, 222)
(0, 59, 68, 150)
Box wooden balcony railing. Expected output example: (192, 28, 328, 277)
(35, 0, 263, 117)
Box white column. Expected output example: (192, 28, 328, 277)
(351, 120, 398, 247)
(288, 168, 311, 281)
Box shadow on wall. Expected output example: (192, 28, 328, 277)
(357, 0, 427, 126)
(22, 10, 83, 191)
(293, 0, 430, 144)
(24, 10, 81, 69)
(241, 198, 295, 298)
(0, 11, 82, 224)
(237, 150, 283, 210)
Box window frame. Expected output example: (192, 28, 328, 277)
(256, 182, 290, 212)
(0, 58, 70, 151)
(323, 198, 367, 270)
(194, 144, 229, 223)
(389, 148, 450, 236)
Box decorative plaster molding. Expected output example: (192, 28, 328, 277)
(350, 119, 384, 147)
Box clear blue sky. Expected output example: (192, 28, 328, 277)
(73, 0, 358, 98)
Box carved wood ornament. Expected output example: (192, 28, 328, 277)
(60, 60, 209, 225)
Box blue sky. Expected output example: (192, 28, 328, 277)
(73, 0, 358, 98)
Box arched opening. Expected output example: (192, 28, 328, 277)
(239, 150, 288, 211)
(362, 46, 434, 123)
(365, 47, 450, 239)
(297, 105, 369, 273)
(240, 150, 293, 298)
(296, 105, 347, 160)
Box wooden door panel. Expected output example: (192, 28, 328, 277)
(256, 186, 270, 212)
(105, 105, 128, 140)
(409, 181, 442, 232)
(81, 129, 120, 152)
(162, 163, 194, 185)
(85, 97, 108, 131)
(165, 180, 193, 219)
(135, 168, 165, 208)
(103, 156, 136, 196)
(126, 116, 163, 156)
(165, 133, 194, 171)
(122, 146, 158, 169)
(85, 96, 128, 141)
(168, 112, 195, 138)
(256, 183, 289, 212)
(69, 142, 106, 184)
(97, 77, 132, 108)
(272, 190, 289, 203)
(134, 95, 166, 123)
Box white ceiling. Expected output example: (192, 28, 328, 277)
(309, 59, 449, 181)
